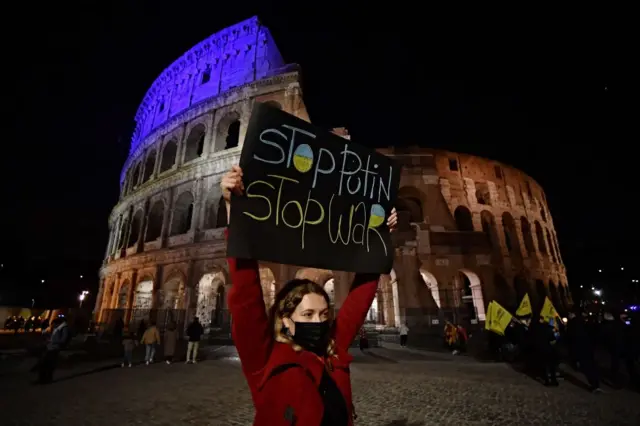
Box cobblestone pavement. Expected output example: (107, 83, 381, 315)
(2, 345, 639, 426)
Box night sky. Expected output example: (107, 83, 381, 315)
(2, 3, 635, 307)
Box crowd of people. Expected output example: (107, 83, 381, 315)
(493, 308, 639, 392)
(116, 316, 205, 367)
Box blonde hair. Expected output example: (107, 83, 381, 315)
(270, 279, 337, 365)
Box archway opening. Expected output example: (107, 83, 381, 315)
(170, 192, 194, 236)
(143, 150, 156, 182)
(145, 201, 164, 242)
(420, 269, 440, 308)
(184, 124, 206, 162)
(502, 212, 520, 256)
(520, 217, 535, 257)
(454, 206, 474, 231)
(196, 271, 226, 329)
(225, 120, 240, 149)
(535, 221, 547, 255)
(480, 211, 499, 250)
(127, 210, 144, 248)
(160, 139, 177, 173)
(131, 163, 141, 190)
(457, 269, 485, 321)
(159, 278, 183, 310)
(117, 281, 130, 308)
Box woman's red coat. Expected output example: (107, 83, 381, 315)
(227, 244, 378, 426)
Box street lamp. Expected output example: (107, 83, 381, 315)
(79, 290, 89, 308)
(593, 289, 602, 297)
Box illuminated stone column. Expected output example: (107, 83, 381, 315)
(124, 271, 138, 326)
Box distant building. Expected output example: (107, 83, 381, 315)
(95, 16, 570, 331)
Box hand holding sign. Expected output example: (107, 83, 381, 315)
(221, 165, 245, 224)
(227, 103, 401, 274)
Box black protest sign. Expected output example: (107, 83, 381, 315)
(227, 103, 401, 274)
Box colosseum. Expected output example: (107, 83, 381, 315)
(95, 16, 572, 335)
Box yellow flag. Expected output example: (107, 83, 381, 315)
(541, 297, 559, 322)
(488, 301, 513, 336)
(516, 294, 532, 317)
(485, 301, 494, 330)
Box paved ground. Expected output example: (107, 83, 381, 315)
(1, 344, 638, 426)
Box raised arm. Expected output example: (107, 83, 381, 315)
(226, 232, 271, 375)
(222, 166, 271, 380)
(333, 273, 380, 350)
(333, 208, 397, 351)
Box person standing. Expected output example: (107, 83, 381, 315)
(37, 316, 69, 384)
(121, 332, 136, 367)
(399, 322, 409, 347)
(531, 315, 559, 386)
(140, 321, 161, 365)
(164, 323, 178, 364)
(220, 165, 398, 425)
(566, 310, 601, 392)
(186, 317, 204, 364)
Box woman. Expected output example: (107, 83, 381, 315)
(222, 165, 397, 426)
(164, 323, 178, 364)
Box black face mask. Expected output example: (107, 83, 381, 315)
(291, 321, 331, 356)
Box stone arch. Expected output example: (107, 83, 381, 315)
(480, 210, 499, 250)
(520, 217, 535, 256)
(259, 266, 276, 309)
(143, 150, 156, 182)
(160, 139, 178, 173)
(534, 221, 547, 254)
(502, 212, 519, 255)
(145, 200, 164, 242)
(454, 206, 474, 231)
(160, 271, 186, 310)
(117, 216, 129, 249)
(170, 191, 194, 236)
(397, 186, 426, 223)
(456, 269, 485, 321)
(420, 269, 440, 308)
(127, 209, 144, 247)
(263, 100, 282, 110)
(133, 277, 154, 314)
(195, 269, 227, 328)
(184, 123, 206, 162)
(215, 112, 241, 152)
(131, 162, 141, 189)
(117, 280, 130, 308)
